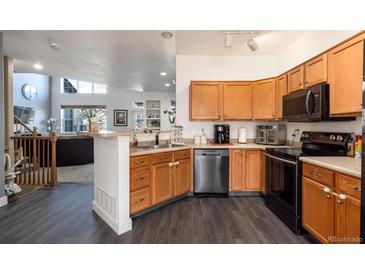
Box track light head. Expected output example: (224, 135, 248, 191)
(247, 38, 258, 51)
(224, 33, 232, 48)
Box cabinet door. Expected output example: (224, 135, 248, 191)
(328, 35, 364, 116)
(302, 177, 335, 243)
(175, 158, 190, 196)
(253, 78, 276, 120)
(230, 149, 245, 191)
(152, 162, 173, 205)
(287, 65, 304, 93)
(223, 82, 253, 120)
(275, 74, 287, 120)
(245, 150, 261, 191)
(260, 151, 266, 194)
(190, 81, 223, 120)
(304, 54, 327, 88)
(335, 195, 361, 244)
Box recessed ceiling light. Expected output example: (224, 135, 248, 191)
(160, 72, 167, 76)
(161, 32, 173, 39)
(165, 83, 171, 87)
(33, 63, 43, 70)
(49, 42, 59, 50)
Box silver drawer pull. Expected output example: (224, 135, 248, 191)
(168, 161, 180, 167)
(352, 185, 360, 191)
(136, 177, 144, 181)
(311, 172, 321, 177)
(323, 187, 331, 194)
(135, 198, 145, 204)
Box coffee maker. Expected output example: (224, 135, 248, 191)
(214, 124, 230, 144)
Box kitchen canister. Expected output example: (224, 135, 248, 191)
(200, 135, 207, 144)
(194, 135, 201, 145)
(238, 127, 247, 144)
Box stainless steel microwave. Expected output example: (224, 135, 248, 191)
(282, 83, 354, 122)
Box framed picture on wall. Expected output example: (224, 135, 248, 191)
(114, 109, 128, 126)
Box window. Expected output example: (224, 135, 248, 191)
(61, 106, 107, 133)
(61, 78, 107, 94)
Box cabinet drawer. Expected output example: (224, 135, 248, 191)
(130, 187, 150, 215)
(130, 167, 150, 192)
(152, 152, 173, 165)
(336, 173, 361, 199)
(130, 155, 150, 169)
(303, 163, 334, 187)
(174, 149, 191, 161)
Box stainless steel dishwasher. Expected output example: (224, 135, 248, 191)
(194, 149, 229, 195)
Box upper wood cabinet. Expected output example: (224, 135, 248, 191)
(253, 78, 276, 120)
(328, 34, 365, 116)
(190, 81, 223, 120)
(275, 74, 287, 120)
(223, 82, 253, 120)
(287, 65, 304, 93)
(304, 53, 327, 87)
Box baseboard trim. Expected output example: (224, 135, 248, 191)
(0, 196, 8, 208)
(229, 191, 263, 197)
(92, 200, 132, 235)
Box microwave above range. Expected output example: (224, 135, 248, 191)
(282, 83, 355, 122)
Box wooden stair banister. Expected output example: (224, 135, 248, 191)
(11, 133, 58, 186)
(14, 115, 38, 137)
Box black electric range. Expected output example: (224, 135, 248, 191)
(264, 131, 352, 235)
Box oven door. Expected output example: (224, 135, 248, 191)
(265, 153, 298, 214)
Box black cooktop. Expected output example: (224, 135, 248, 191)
(266, 131, 352, 161)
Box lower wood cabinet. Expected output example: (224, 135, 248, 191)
(152, 161, 174, 204)
(302, 163, 361, 244)
(130, 149, 191, 215)
(230, 149, 263, 192)
(302, 177, 335, 244)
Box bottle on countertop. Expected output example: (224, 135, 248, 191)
(355, 135, 362, 158)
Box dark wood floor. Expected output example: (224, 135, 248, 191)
(0, 183, 315, 244)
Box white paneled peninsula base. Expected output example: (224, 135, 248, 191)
(91, 134, 132, 235)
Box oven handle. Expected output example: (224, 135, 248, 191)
(265, 153, 297, 165)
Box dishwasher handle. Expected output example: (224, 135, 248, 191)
(201, 153, 222, 156)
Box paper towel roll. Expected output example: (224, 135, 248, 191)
(238, 127, 247, 143)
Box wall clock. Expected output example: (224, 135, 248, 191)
(21, 84, 38, 100)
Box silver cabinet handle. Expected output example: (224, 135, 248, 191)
(168, 161, 180, 167)
(352, 185, 361, 191)
(311, 172, 322, 177)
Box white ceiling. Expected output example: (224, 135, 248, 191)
(2, 30, 176, 92)
(176, 30, 307, 55)
(2, 30, 308, 93)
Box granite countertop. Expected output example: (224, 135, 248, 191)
(130, 142, 294, 156)
(299, 156, 361, 178)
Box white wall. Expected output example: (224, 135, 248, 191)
(277, 30, 359, 74)
(13, 73, 51, 134)
(176, 55, 278, 139)
(51, 77, 175, 133)
(176, 31, 363, 140)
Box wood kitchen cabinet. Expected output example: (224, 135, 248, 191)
(304, 53, 327, 88)
(302, 163, 361, 244)
(230, 149, 262, 192)
(275, 74, 287, 120)
(130, 150, 191, 215)
(174, 157, 191, 196)
(223, 81, 253, 120)
(328, 34, 365, 116)
(253, 78, 276, 120)
(190, 81, 223, 120)
(302, 177, 335, 244)
(287, 65, 304, 93)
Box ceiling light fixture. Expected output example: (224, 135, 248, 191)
(247, 33, 258, 51)
(165, 83, 171, 87)
(160, 72, 167, 76)
(161, 31, 173, 39)
(33, 63, 43, 70)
